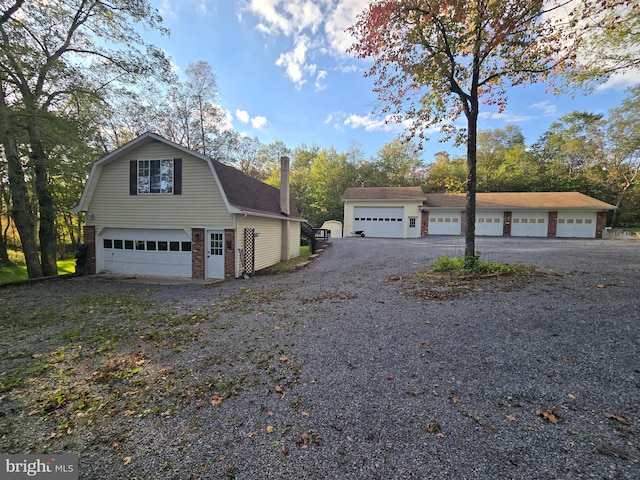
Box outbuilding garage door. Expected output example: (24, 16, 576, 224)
(556, 211, 596, 238)
(511, 211, 548, 237)
(476, 211, 503, 236)
(98, 228, 192, 277)
(353, 207, 404, 237)
(428, 210, 462, 235)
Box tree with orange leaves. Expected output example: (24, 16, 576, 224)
(349, 0, 613, 266)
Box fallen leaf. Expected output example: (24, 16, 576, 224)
(211, 394, 223, 406)
(604, 412, 629, 425)
(123, 456, 132, 465)
(421, 340, 431, 346)
(267, 411, 274, 416)
(386, 376, 394, 381)
(506, 413, 517, 422)
(568, 393, 576, 400)
(266, 425, 274, 434)
(426, 421, 441, 433)
(536, 408, 560, 424)
(410, 390, 425, 396)
(279, 356, 289, 362)
(301, 411, 309, 417)
(248, 431, 258, 438)
(274, 385, 283, 393)
(451, 396, 462, 404)
(597, 284, 606, 289)
(281, 444, 288, 455)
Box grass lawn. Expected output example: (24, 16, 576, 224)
(0, 258, 76, 284)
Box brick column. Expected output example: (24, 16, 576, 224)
(83, 225, 96, 275)
(191, 228, 205, 279)
(547, 211, 558, 237)
(596, 212, 607, 238)
(421, 211, 429, 236)
(224, 229, 236, 279)
(503, 212, 512, 237)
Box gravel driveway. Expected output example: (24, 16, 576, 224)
(1, 236, 639, 479)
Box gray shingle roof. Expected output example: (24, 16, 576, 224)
(342, 186, 426, 201)
(211, 160, 301, 219)
(425, 192, 615, 209)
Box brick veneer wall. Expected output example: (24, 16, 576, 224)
(83, 225, 96, 275)
(421, 211, 429, 236)
(191, 228, 205, 279)
(596, 212, 607, 238)
(547, 211, 558, 237)
(224, 229, 235, 279)
(503, 212, 512, 236)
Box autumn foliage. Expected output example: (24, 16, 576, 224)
(348, 0, 622, 262)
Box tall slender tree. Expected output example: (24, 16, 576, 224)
(349, 0, 609, 267)
(0, 0, 171, 277)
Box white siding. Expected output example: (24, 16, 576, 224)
(288, 222, 301, 259)
(344, 200, 422, 238)
(86, 143, 234, 229)
(237, 216, 283, 273)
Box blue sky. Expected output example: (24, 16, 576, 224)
(149, 0, 639, 163)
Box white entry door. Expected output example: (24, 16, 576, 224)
(206, 231, 225, 279)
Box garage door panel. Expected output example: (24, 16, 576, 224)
(98, 228, 192, 277)
(353, 207, 404, 237)
(476, 211, 503, 236)
(428, 211, 461, 235)
(511, 212, 548, 237)
(556, 212, 596, 238)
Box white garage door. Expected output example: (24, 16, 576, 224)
(98, 228, 192, 277)
(353, 207, 404, 237)
(428, 210, 462, 235)
(556, 211, 596, 238)
(511, 211, 548, 237)
(476, 211, 503, 236)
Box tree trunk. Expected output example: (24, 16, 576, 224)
(0, 196, 11, 266)
(0, 80, 44, 277)
(26, 104, 58, 276)
(464, 102, 478, 267)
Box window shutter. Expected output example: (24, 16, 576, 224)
(129, 160, 137, 195)
(174, 158, 182, 195)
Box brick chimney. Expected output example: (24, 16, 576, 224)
(280, 156, 290, 216)
(280, 156, 292, 261)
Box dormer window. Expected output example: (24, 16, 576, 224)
(130, 158, 182, 195)
(137, 159, 173, 194)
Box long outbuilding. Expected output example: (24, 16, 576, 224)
(342, 187, 616, 239)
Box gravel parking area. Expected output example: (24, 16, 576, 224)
(1, 237, 638, 479)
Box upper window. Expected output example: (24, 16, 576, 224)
(137, 159, 173, 194)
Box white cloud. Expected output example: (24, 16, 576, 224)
(480, 111, 533, 122)
(343, 113, 401, 133)
(235, 109, 267, 129)
(236, 109, 250, 123)
(242, 0, 369, 89)
(324, 0, 369, 55)
(324, 113, 333, 124)
(251, 116, 267, 129)
(315, 70, 328, 91)
(529, 101, 557, 116)
(275, 34, 316, 89)
(595, 69, 640, 91)
(248, 0, 322, 36)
